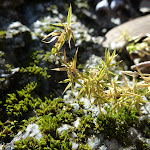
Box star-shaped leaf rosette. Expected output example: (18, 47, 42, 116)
(42, 4, 76, 54)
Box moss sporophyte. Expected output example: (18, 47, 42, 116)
(42, 4, 149, 115)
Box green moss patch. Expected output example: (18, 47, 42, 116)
(96, 107, 139, 146)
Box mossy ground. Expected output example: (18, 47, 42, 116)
(2, 98, 149, 149)
(0, 1, 150, 149)
(0, 33, 149, 149)
(0, 75, 149, 149)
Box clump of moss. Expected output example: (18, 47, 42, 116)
(20, 65, 50, 79)
(0, 30, 6, 38)
(14, 131, 72, 150)
(0, 119, 28, 143)
(96, 107, 139, 146)
(78, 143, 91, 150)
(12, 92, 96, 150)
(5, 82, 41, 120)
(0, 120, 18, 143)
(137, 117, 150, 138)
(74, 114, 95, 143)
(19, 50, 51, 79)
(135, 139, 149, 150)
(14, 136, 42, 150)
(14, 97, 77, 149)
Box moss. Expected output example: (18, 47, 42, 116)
(0, 30, 6, 39)
(2, 77, 148, 149)
(14, 132, 72, 150)
(12, 94, 95, 149)
(14, 137, 42, 150)
(37, 97, 77, 130)
(74, 108, 84, 117)
(42, 51, 53, 63)
(75, 114, 95, 143)
(20, 65, 51, 79)
(1, 81, 80, 147)
(137, 118, 150, 138)
(0, 120, 28, 143)
(14, 97, 76, 150)
(78, 143, 91, 150)
(5, 64, 15, 72)
(19, 50, 51, 79)
(5, 82, 41, 120)
(0, 120, 18, 142)
(96, 107, 139, 146)
(36, 97, 64, 116)
(135, 139, 148, 150)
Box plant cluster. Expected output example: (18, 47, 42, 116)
(75, 114, 95, 143)
(0, 82, 41, 143)
(0, 3, 150, 150)
(42, 4, 149, 115)
(0, 120, 20, 143)
(19, 50, 51, 79)
(5, 82, 41, 119)
(14, 96, 86, 150)
(96, 107, 139, 146)
(12, 104, 150, 149)
(1, 89, 82, 149)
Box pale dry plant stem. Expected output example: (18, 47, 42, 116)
(131, 61, 150, 71)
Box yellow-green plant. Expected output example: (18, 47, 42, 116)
(42, 4, 76, 54)
(42, 4, 148, 115)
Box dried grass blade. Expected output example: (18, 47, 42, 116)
(76, 87, 85, 100)
(43, 36, 58, 43)
(42, 31, 60, 41)
(63, 82, 72, 94)
(55, 32, 65, 48)
(51, 67, 68, 71)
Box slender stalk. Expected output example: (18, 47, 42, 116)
(131, 61, 150, 70)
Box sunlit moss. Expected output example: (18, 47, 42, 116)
(96, 107, 139, 146)
(0, 30, 6, 38)
(5, 82, 41, 119)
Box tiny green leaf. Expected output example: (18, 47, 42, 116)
(57, 34, 66, 51)
(76, 87, 85, 100)
(63, 82, 72, 94)
(67, 4, 72, 26)
(51, 67, 68, 71)
(59, 79, 70, 83)
(73, 48, 78, 68)
(42, 31, 60, 42)
(43, 36, 58, 43)
(51, 23, 67, 27)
